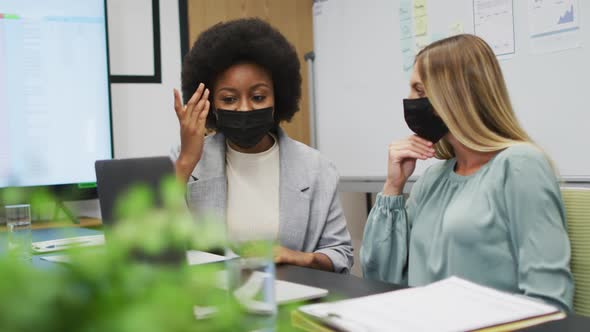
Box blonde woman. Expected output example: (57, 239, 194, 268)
(360, 34, 573, 311)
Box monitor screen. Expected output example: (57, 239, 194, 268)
(0, 0, 112, 189)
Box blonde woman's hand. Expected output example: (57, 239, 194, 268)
(383, 135, 435, 196)
(173, 83, 210, 183)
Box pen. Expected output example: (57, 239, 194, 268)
(35, 240, 94, 250)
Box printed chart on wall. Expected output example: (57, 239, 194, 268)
(397, 0, 516, 77)
(474, 0, 515, 57)
(528, 0, 581, 54)
(396, 0, 583, 70)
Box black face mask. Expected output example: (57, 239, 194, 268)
(215, 107, 275, 149)
(403, 97, 449, 143)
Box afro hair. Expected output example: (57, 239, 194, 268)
(181, 18, 302, 129)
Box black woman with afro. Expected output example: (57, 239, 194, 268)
(171, 18, 353, 273)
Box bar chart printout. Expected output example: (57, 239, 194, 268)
(528, 0, 582, 53)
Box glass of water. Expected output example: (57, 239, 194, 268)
(226, 239, 277, 331)
(5, 204, 32, 261)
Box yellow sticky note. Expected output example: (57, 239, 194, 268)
(413, 0, 427, 17)
(414, 16, 428, 36)
(450, 22, 464, 36)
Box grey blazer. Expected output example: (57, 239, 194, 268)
(171, 129, 353, 273)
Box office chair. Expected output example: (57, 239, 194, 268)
(562, 187, 590, 316)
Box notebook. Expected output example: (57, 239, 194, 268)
(295, 276, 565, 332)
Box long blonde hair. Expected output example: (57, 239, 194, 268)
(415, 34, 531, 159)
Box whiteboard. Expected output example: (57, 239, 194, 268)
(312, 0, 589, 181)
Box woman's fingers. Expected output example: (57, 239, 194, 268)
(173, 89, 184, 119)
(175, 83, 209, 133)
(393, 148, 428, 161)
(390, 138, 434, 161)
(185, 83, 205, 121)
(197, 100, 210, 134)
(408, 136, 434, 154)
(409, 135, 433, 147)
(392, 142, 430, 156)
(397, 135, 435, 155)
(189, 88, 210, 124)
(409, 140, 435, 157)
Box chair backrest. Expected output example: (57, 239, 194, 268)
(561, 187, 590, 316)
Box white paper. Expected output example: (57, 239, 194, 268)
(299, 276, 561, 332)
(185, 250, 228, 265)
(473, 0, 515, 56)
(192, 277, 328, 319)
(528, 0, 581, 54)
(216, 270, 328, 305)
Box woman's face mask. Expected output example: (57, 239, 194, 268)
(212, 62, 276, 148)
(215, 107, 275, 149)
(403, 97, 448, 143)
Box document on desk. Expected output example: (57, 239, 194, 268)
(186, 250, 228, 265)
(297, 276, 564, 332)
(32, 235, 105, 253)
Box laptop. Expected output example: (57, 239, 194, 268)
(94, 156, 185, 264)
(95, 156, 175, 225)
(33, 156, 176, 255)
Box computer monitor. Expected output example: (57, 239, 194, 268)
(0, 0, 113, 200)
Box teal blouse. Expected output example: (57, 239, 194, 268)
(361, 144, 574, 312)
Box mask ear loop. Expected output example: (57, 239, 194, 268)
(210, 104, 218, 118)
(207, 103, 219, 135)
(266, 106, 278, 135)
(211, 105, 223, 131)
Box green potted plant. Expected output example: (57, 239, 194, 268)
(0, 179, 296, 331)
